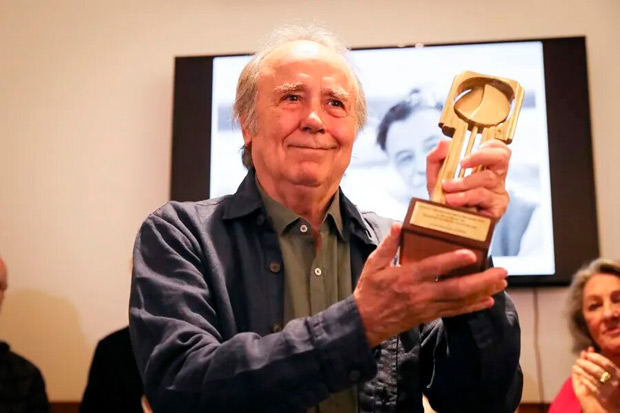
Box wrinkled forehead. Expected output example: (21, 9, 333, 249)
(259, 40, 356, 89)
(583, 272, 620, 298)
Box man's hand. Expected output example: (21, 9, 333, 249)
(353, 223, 508, 348)
(426, 139, 511, 220)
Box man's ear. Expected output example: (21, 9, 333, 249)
(240, 117, 253, 147)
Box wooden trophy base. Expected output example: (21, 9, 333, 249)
(400, 198, 496, 277)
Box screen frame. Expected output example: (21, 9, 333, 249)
(169, 36, 599, 287)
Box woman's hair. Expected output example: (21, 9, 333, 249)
(232, 24, 367, 168)
(567, 258, 620, 353)
(376, 88, 443, 151)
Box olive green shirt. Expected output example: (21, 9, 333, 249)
(258, 183, 356, 413)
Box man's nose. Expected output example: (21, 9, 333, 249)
(301, 102, 325, 134)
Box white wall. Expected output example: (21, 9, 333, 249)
(0, 0, 618, 402)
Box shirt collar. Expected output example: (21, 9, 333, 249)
(256, 177, 346, 240)
(325, 191, 346, 240)
(223, 168, 377, 246)
(256, 179, 299, 235)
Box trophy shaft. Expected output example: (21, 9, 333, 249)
(459, 125, 479, 179)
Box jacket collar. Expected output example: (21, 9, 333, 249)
(222, 168, 264, 220)
(222, 168, 378, 247)
(338, 188, 380, 247)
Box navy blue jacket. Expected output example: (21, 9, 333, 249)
(129, 169, 522, 412)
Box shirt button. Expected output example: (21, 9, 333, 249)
(313, 267, 322, 277)
(348, 370, 360, 382)
(269, 261, 281, 273)
(271, 323, 283, 333)
(300, 224, 308, 233)
(256, 215, 265, 225)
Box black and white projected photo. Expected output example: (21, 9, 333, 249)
(209, 41, 554, 276)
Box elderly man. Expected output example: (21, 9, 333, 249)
(130, 25, 522, 412)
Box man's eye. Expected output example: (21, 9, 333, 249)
(284, 94, 300, 102)
(328, 99, 344, 108)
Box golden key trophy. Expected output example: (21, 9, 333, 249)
(400, 71, 524, 276)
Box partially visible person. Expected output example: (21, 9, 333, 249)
(81, 326, 143, 413)
(376, 87, 538, 257)
(550, 258, 620, 413)
(0, 255, 50, 412)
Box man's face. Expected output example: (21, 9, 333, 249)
(385, 108, 442, 199)
(583, 273, 620, 356)
(244, 40, 358, 193)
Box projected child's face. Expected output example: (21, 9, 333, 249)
(384, 107, 443, 199)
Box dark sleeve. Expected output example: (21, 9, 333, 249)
(129, 212, 377, 412)
(421, 291, 523, 413)
(27, 366, 50, 413)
